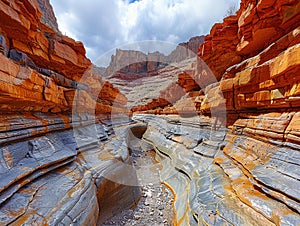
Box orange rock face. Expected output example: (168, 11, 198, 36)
(202, 25, 300, 118)
(198, 0, 300, 83)
(0, 0, 127, 115)
(131, 63, 201, 114)
(198, 15, 241, 81)
(0, 0, 90, 80)
(197, 0, 300, 125)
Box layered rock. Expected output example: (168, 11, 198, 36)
(132, 67, 201, 114)
(0, 0, 127, 115)
(1, 0, 300, 225)
(134, 114, 300, 225)
(201, 3, 300, 124)
(0, 112, 141, 225)
(130, 1, 300, 225)
(0, 0, 89, 81)
(168, 36, 205, 63)
(110, 57, 196, 109)
(198, 0, 300, 82)
(104, 49, 167, 77)
(36, 0, 59, 32)
(133, 0, 300, 121)
(0, 0, 139, 225)
(104, 36, 204, 77)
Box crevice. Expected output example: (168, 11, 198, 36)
(175, 167, 192, 181)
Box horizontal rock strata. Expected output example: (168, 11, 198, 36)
(0, 113, 141, 225)
(0, 0, 138, 225)
(0, 0, 300, 225)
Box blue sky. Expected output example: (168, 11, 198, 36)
(50, 0, 240, 66)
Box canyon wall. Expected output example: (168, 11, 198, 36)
(0, 0, 139, 224)
(0, 0, 299, 225)
(132, 0, 300, 225)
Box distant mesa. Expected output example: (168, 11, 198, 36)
(104, 36, 204, 78)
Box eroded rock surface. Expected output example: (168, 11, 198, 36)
(0, 0, 300, 225)
(104, 36, 204, 77)
(0, 113, 142, 225)
(109, 58, 196, 109)
(0, 0, 138, 225)
(134, 114, 300, 225)
(128, 1, 300, 224)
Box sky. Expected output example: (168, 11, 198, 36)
(50, 0, 240, 66)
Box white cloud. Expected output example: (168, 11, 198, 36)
(50, 0, 240, 65)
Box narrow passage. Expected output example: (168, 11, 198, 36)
(102, 129, 174, 226)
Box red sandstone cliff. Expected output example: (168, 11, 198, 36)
(200, 0, 300, 122)
(133, 0, 300, 119)
(0, 1, 133, 225)
(104, 36, 204, 78)
(168, 36, 205, 62)
(0, 0, 127, 114)
(0, 0, 299, 225)
(131, 1, 300, 224)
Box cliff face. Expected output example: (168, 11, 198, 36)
(0, 0, 300, 225)
(200, 0, 300, 121)
(104, 36, 204, 77)
(36, 0, 59, 32)
(0, 0, 127, 114)
(131, 0, 300, 224)
(168, 36, 205, 62)
(133, 0, 300, 119)
(0, 0, 138, 225)
(104, 49, 167, 77)
(198, 0, 300, 81)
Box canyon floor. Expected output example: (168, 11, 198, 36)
(103, 149, 174, 226)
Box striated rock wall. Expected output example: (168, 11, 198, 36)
(131, 65, 201, 114)
(36, 0, 59, 32)
(198, 0, 300, 82)
(133, 0, 300, 120)
(104, 36, 204, 77)
(0, 0, 299, 225)
(104, 49, 167, 77)
(168, 36, 205, 63)
(0, 0, 139, 225)
(135, 114, 300, 225)
(0, 0, 127, 114)
(131, 0, 300, 225)
(109, 57, 196, 110)
(201, 0, 300, 125)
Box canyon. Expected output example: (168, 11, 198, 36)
(0, 0, 299, 225)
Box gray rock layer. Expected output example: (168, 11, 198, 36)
(134, 114, 300, 226)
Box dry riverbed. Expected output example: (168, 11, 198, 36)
(102, 144, 174, 226)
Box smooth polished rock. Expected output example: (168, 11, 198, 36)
(136, 114, 300, 225)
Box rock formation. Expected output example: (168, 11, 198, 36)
(0, 0, 137, 225)
(130, 0, 300, 225)
(104, 36, 204, 77)
(168, 36, 205, 62)
(0, 0, 299, 225)
(110, 57, 196, 110)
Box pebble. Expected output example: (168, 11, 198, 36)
(144, 198, 151, 206)
(134, 214, 141, 220)
(158, 205, 164, 210)
(145, 190, 152, 197)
